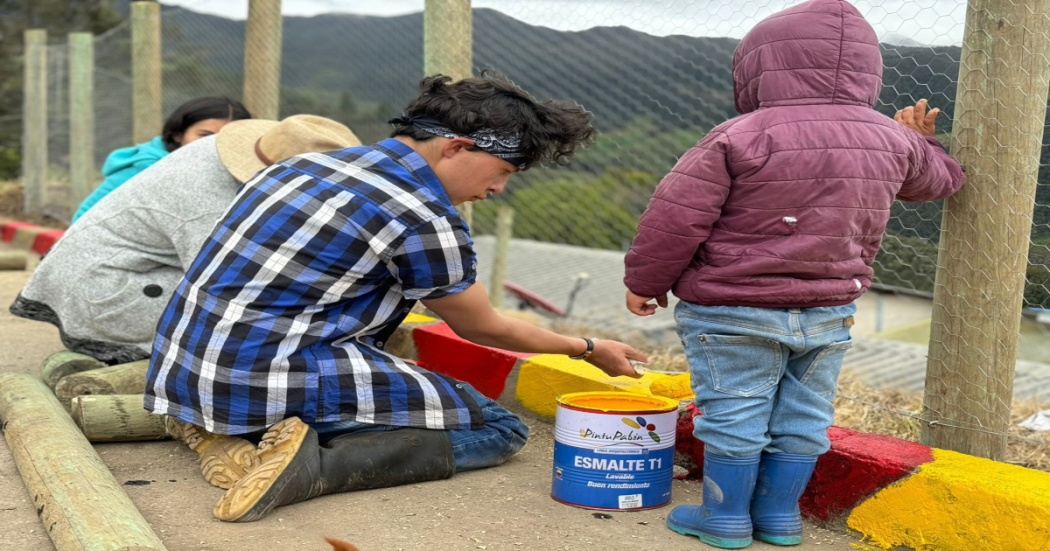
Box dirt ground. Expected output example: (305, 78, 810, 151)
(0, 250, 865, 551)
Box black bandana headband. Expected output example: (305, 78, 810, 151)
(389, 115, 528, 169)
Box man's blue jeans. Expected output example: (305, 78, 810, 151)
(675, 302, 856, 458)
(311, 383, 529, 472)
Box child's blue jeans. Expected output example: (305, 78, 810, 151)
(675, 302, 856, 458)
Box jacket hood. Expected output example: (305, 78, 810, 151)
(101, 135, 169, 177)
(732, 0, 883, 114)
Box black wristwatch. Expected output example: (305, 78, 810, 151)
(569, 337, 594, 360)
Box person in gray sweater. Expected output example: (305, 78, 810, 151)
(10, 115, 361, 364)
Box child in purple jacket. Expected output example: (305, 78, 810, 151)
(623, 0, 964, 547)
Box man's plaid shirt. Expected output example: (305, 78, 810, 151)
(144, 139, 483, 435)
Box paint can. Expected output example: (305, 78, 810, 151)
(551, 391, 679, 511)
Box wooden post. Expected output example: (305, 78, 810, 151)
(0, 374, 167, 551)
(424, 0, 473, 226)
(71, 395, 168, 442)
(22, 29, 47, 214)
(922, 0, 1050, 460)
(489, 206, 514, 308)
(244, 0, 283, 120)
(131, 1, 161, 144)
(69, 32, 95, 208)
(54, 360, 149, 407)
(41, 350, 106, 390)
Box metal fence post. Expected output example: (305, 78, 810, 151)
(22, 29, 47, 214)
(424, 0, 473, 226)
(131, 1, 162, 144)
(69, 32, 95, 209)
(922, 0, 1050, 460)
(244, 0, 283, 120)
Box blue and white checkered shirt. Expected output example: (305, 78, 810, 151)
(144, 139, 483, 435)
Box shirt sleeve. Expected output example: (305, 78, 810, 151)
(386, 216, 477, 301)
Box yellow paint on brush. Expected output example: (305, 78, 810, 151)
(649, 373, 694, 400)
(847, 449, 1050, 550)
(403, 313, 435, 324)
(515, 355, 662, 417)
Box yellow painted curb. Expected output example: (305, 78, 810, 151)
(514, 354, 691, 417)
(847, 449, 1050, 550)
(404, 313, 435, 324)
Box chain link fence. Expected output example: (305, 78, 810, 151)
(28, 0, 1050, 455)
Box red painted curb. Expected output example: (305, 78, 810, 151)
(413, 322, 534, 400)
(1, 221, 36, 242)
(675, 405, 934, 522)
(675, 403, 705, 479)
(804, 428, 933, 520)
(32, 230, 64, 255)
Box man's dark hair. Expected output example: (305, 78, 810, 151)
(391, 70, 595, 170)
(161, 96, 252, 152)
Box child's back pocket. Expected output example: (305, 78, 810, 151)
(698, 334, 784, 397)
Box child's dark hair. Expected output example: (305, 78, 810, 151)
(161, 97, 252, 152)
(392, 70, 595, 169)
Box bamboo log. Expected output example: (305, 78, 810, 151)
(244, 0, 283, 120)
(922, 0, 1050, 460)
(69, 32, 96, 208)
(0, 251, 28, 271)
(55, 360, 149, 406)
(131, 2, 161, 144)
(41, 350, 106, 390)
(489, 206, 514, 308)
(71, 395, 167, 442)
(22, 29, 47, 213)
(424, 0, 473, 227)
(0, 373, 167, 551)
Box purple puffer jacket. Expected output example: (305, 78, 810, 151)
(624, 0, 965, 308)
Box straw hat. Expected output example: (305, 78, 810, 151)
(216, 114, 361, 183)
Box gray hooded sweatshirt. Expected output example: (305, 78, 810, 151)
(10, 136, 239, 363)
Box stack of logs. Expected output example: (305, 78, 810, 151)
(0, 351, 170, 551)
(43, 351, 168, 442)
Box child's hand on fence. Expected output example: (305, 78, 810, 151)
(626, 291, 668, 316)
(586, 340, 649, 379)
(894, 99, 940, 136)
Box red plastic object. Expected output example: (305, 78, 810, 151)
(503, 281, 566, 317)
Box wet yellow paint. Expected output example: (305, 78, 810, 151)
(847, 449, 1050, 550)
(649, 373, 694, 400)
(515, 355, 662, 417)
(558, 391, 679, 413)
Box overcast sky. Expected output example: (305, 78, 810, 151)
(160, 0, 966, 45)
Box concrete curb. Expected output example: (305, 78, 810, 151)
(401, 316, 1050, 551)
(0, 217, 64, 255)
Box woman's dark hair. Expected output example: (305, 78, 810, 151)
(391, 70, 595, 169)
(161, 96, 252, 152)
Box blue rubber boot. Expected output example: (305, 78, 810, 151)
(750, 452, 819, 545)
(666, 452, 759, 549)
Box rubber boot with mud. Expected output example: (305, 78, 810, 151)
(750, 452, 818, 546)
(165, 417, 260, 489)
(666, 452, 760, 549)
(213, 417, 455, 522)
